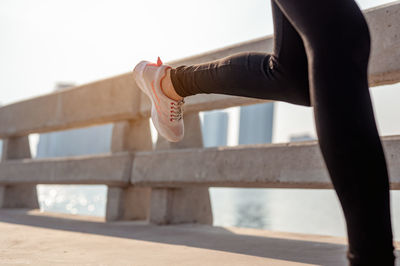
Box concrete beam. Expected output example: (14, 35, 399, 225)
(367, 1, 400, 86)
(0, 73, 141, 138)
(1, 2, 399, 138)
(150, 187, 213, 225)
(0, 184, 39, 208)
(0, 136, 38, 209)
(132, 135, 400, 190)
(105, 119, 153, 222)
(1, 135, 399, 189)
(149, 112, 213, 225)
(0, 153, 132, 186)
(105, 186, 150, 221)
(1, 136, 31, 160)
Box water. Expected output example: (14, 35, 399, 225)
(210, 188, 347, 236)
(37, 185, 107, 217)
(37, 185, 400, 241)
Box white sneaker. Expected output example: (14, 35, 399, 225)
(133, 57, 185, 142)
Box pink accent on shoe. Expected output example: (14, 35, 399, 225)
(151, 80, 161, 105)
(148, 81, 161, 114)
(147, 57, 163, 67)
(157, 56, 162, 66)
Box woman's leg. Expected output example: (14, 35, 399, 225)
(271, 0, 395, 265)
(169, 1, 311, 106)
(168, 0, 395, 264)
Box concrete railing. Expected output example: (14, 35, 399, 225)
(0, 1, 399, 224)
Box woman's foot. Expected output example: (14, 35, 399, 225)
(133, 57, 185, 142)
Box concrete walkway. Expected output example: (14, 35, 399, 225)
(0, 209, 398, 266)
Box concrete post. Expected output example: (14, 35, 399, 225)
(106, 119, 152, 221)
(151, 112, 213, 225)
(0, 136, 39, 208)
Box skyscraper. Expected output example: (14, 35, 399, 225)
(201, 111, 229, 147)
(239, 103, 274, 144)
(289, 133, 315, 142)
(201, 103, 275, 147)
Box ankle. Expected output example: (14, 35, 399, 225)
(161, 69, 184, 101)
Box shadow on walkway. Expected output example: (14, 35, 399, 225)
(1, 209, 396, 266)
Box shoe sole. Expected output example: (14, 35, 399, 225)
(134, 61, 163, 116)
(133, 61, 152, 99)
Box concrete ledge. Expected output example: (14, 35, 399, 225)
(132, 135, 400, 189)
(367, 1, 400, 86)
(1, 2, 400, 137)
(0, 153, 132, 186)
(1, 136, 400, 189)
(0, 73, 141, 138)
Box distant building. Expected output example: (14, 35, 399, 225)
(289, 133, 315, 142)
(54, 82, 75, 91)
(239, 103, 274, 144)
(201, 111, 228, 147)
(201, 102, 275, 147)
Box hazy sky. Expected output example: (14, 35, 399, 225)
(0, 0, 398, 143)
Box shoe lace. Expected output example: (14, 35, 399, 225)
(170, 99, 185, 121)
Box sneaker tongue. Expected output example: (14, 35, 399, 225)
(157, 57, 162, 66)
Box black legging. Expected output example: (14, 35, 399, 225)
(170, 0, 395, 265)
